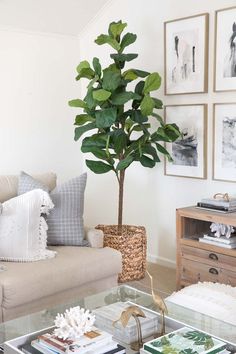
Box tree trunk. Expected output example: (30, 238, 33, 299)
(118, 169, 125, 235)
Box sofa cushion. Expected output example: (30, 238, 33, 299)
(18, 172, 88, 246)
(0, 173, 56, 203)
(0, 189, 55, 262)
(0, 246, 122, 309)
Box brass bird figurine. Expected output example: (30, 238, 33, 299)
(146, 270, 168, 336)
(113, 305, 146, 328)
(113, 305, 146, 350)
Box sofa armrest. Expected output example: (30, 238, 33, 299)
(84, 227, 104, 248)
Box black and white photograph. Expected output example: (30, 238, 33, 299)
(213, 103, 236, 182)
(165, 104, 207, 179)
(164, 14, 209, 95)
(215, 7, 236, 91)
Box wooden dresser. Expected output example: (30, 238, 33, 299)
(176, 206, 236, 290)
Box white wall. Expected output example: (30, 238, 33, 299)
(79, 0, 236, 267)
(0, 29, 81, 182)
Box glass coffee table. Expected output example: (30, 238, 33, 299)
(1, 285, 236, 353)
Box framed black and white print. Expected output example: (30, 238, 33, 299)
(164, 14, 209, 95)
(213, 103, 236, 182)
(214, 7, 236, 92)
(165, 104, 207, 179)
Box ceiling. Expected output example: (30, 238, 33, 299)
(0, 0, 110, 36)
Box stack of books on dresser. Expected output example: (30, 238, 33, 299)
(196, 197, 236, 213)
(199, 233, 236, 249)
(20, 327, 126, 354)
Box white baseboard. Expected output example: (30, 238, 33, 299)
(147, 253, 176, 269)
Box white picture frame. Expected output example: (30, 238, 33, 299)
(165, 104, 207, 179)
(214, 7, 236, 92)
(213, 103, 236, 182)
(164, 13, 209, 95)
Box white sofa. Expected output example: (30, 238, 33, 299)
(0, 173, 122, 322)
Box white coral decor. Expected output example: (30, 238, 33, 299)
(54, 306, 95, 341)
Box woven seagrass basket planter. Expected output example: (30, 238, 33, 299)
(96, 224, 147, 282)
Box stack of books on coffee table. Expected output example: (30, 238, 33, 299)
(21, 327, 126, 354)
(140, 327, 228, 354)
(196, 197, 236, 213)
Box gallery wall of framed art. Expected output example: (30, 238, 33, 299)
(164, 6, 236, 183)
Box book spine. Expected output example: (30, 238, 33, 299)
(143, 344, 161, 354)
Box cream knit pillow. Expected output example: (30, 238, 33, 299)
(0, 189, 56, 262)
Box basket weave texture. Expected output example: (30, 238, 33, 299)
(96, 224, 147, 282)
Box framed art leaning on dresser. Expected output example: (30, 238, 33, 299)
(164, 13, 209, 95)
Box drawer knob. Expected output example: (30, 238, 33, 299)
(209, 267, 218, 275)
(209, 253, 218, 261)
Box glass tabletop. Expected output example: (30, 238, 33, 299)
(1, 285, 236, 352)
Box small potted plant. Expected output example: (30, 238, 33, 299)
(69, 20, 180, 282)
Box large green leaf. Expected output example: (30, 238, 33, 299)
(155, 143, 172, 161)
(152, 97, 163, 109)
(110, 53, 138, 63)
(87, 147, 109, 160)
(143, 144, 160, 162)
(109, 21, 127, 39)
(165, 124, 182, 141)
(93, 89, 111, 101)
(140, 155, 155, 168)
(102, 70, 121, 91)
(95, 107, 117, 128)
(74, 122, 96, 141)
(95, 34, 120, 51)
(92, 57, 101, 76)
(76, 68, 95, 80)
(123, 69, 149, 81)
(131, 110, 148, 123)
(86, 160, 113, 174)
(111, 129, 128, 154)
(106, 63, 121, 73)
(116, 155, 134, 170)
(74, 114, 94, 126)
(140, 96, 155, 116)
(76, 60, 90, 74)
(135, 81, 145, 95)
(120, 33, 137, 52)
(131, 123, 151, 132)
(81, 135, 107, 152)
(87, 75, 99, 90)
(68, 99, 87, 108)
(111, 91, 139, 105)
(84, 88, 97, 109)
(143, 73, 161, 94)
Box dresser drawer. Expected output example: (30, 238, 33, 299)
(181, 258, 220, 283)
(181, 245, 236, 271)
(219, 268, 236, 286)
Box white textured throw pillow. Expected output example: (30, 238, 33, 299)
(167, 282, 236, 326)
(0, 189, 56, 262)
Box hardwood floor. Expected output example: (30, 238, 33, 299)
(123, 262, 176, 297)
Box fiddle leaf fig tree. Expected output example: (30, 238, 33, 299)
(69, 20, 181, 233)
